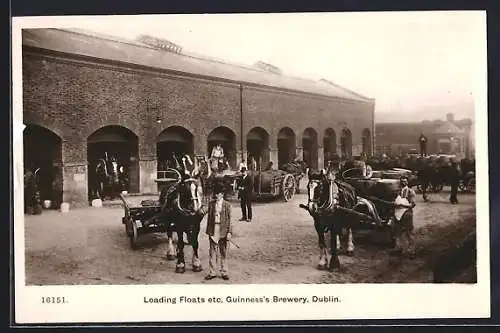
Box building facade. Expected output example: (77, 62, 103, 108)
(22, 29, 375, 207)
(375, 113, 474, 158)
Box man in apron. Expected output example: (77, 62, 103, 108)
(391, 176, 417, 257)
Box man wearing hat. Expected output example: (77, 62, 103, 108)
(205, 182, 233, 280)
(391, 175, 417, 257)
(237, 167, 253, 222)
(449, 159, 461, 204)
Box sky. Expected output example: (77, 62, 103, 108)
(83, 11, 485, 122)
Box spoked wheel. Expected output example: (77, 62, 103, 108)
(282, 174, 296, 202)
(130, 220, 139, 250)
(431, 183, 444, 193)
(458, 180, 467, 192)
(466, 178, 476, 193)
(416, 184, 429, 193)
(125, 217, 133, 237)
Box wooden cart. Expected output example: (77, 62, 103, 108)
(233, 169, 297, 202)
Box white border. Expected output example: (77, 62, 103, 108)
(12, 12, 490, 324)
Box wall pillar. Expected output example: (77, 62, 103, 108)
(236, 150, 247, 169)
(336, 146, 342, 158)
(62, 162, 88, 208)
(296, 147, 304, 162)
(352, 144, 363, 157)
(269, 148, 278, 169)
(139, 158, 158, 194)
(318, 146, 324, 170)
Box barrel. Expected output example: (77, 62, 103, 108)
(372, 179, 401, 201)
(252, 170, 287, 193)
(347, 178, 378, 197)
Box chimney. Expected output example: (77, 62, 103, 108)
(446, 113, 455, 123)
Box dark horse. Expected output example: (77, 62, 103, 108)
(157, 167, 207, 273)
(95, 158, 124, 200)
(300, 170, 358, 271)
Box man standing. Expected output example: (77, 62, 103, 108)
(449, 159, 461, 204)
(391, 176, 417, 257)
(418, 133, 428, 157)
(205, 183, 232, 281)
(238, 167, 253, 222)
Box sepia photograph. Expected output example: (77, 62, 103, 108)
(12, 11, 489, 323)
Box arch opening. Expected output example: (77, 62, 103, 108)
(246, 127, 270, 170)
(23, 124, 63, 209)
(323, 128, 337, 167)
(340, 128, 353, 159)
(277, 127, 296, 167)
(87, 125, 139, 199)
(302, 128, 318, 169)
(156, 126, 194, 171)
(207, 126, 237, 169)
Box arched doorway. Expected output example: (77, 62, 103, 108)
(246, 127, 270, 170)
(340, 128, 353, 159)
(87, 125, 139, 199)
(207, 126, 237, 169)
(362, 128, 372, 156)
(302, 128, 318, 169)
(277, 127, 296, 167)
(23, 124, 63, 208)
(323, 128, 337, 167)
(156, 126, 194, 171)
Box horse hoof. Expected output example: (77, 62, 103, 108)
(175, 267, 185, 274)
(192, 266, 203, 273)
(317, 264, 326, 271)
(346, 250, 355, 257)
(328, 261, 341, 272)
(166, 255, 176, 261)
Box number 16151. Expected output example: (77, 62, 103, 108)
(41, 296, 67, 304)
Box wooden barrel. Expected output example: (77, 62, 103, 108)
(346, 178, 378, 197)
(372, 179, 401, 201)
(381, 171, 403, 179)
(252, 170, 286, 194)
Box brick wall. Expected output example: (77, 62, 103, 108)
(22, 48, 375, 206)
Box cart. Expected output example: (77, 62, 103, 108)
(120, 169, 181, 250)
(233, 169, 297, 202)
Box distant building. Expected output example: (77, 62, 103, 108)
(375, 113, 474, 159)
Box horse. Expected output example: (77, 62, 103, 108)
(95, 158, 124, 200)
(157, 168, 207, 273)
(300, 170, 358, 271)
(24, 167, 42, 214)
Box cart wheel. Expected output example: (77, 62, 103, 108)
(466, 178, 475, 193)
(130, 220, 139, 250)
(458, 180, 467, 192)
(432, 183, 443, 193)
(282, 174, 296, 202)
(125, 217, 133, 237)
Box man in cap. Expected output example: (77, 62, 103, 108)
(205, 182, 233, 281)
(237, 167, 253, 222)
(449, 159, 461, 204)
(419, 133, 428, 157)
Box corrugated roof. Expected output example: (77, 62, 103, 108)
(22, 28, 371, 102)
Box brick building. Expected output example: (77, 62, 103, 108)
(375, 113, 474, 158)
(22, 28, 375, 207)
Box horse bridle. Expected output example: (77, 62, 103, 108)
(307, 177, 337, 211)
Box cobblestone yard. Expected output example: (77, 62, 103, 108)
(23, 181, 476, 285)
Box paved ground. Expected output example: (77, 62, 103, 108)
(24, 181, 476, 285)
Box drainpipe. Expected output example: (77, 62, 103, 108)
(240, 83, 244, 162)
(371, 99, 376, 157)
